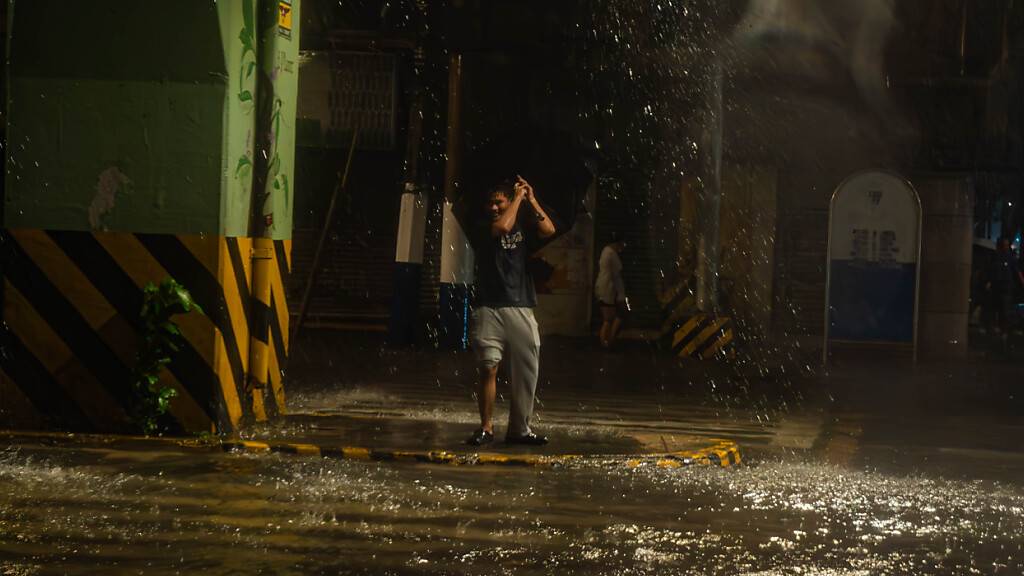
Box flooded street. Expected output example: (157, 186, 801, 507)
(3, 0, 1024, 574)
(2, 438, 1022, 575)
(3, 337, 1023, 575)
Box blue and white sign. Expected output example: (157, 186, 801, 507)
(825, 171, 921, 358)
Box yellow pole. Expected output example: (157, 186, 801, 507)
(247, 238, 274, 420)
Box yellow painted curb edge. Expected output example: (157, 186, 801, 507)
(220, 438, 742, 469)
(0, 430, 741, 470)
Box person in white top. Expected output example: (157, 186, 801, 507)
(595, 233, 627, 348)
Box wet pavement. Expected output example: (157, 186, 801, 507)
(1, 331, 1023, 574)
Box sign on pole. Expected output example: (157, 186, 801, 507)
(824, 170, 922, 362)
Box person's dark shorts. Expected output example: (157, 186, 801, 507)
(599, 301, 626, 322)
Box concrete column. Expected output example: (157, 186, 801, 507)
(387, 47, 428, 346)
(697, 61, 724, 313)
(916, 177, 973, 359)
(1, 1, 295, 433)
(438, 54, 474, 349)
(388, 190, 430, 345)
(439, 200, 475, 349)
(246, 0, 300, 421)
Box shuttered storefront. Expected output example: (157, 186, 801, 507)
(289, 51, 402, 329)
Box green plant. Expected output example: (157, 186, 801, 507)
(132, 279, 204, 435)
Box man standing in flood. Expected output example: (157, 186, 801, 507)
(466, 176, 555, 446)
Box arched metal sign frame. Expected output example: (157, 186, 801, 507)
(823, 170, 923, 364)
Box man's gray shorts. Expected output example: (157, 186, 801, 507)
(469, 306, 540, 436)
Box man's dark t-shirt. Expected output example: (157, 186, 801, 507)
(472, 222, 538, 308)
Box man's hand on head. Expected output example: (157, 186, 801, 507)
(516, 175, 534, 202)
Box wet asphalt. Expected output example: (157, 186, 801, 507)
(1, 331, 1022, 575)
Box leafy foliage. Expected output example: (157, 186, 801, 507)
(131, 279, 203, 435)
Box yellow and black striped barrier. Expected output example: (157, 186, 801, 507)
(666, 313, 736, 360)
(0, 229, 292, 434)
(658, 280, 697, 339)
(658, 279, 737, 361)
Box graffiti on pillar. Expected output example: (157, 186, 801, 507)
(267, 97, 288, 226)
(252, 96, 288, 232)
(235, 0, 258, 186)
(238, 0, 257, 106)
(235, 145, 253, 183)
(88, 167, 132, 230)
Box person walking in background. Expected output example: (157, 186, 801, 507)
(595, 232, 627, 349)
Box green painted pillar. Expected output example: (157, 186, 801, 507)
(219, 0, 260, 237)
(245, 0, 300, 415)
(3, 0, 269, 236)
(1, 1, 298, 433)
(250, 0, 299, 239)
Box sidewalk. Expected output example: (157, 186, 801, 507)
(7, 329, 1018, 472)
(0, 416, 742, 469)
(226, 414, 742, 468)
(249, 330, 750, 466)
(240, 330, 757, 467)
(257, 328, 826, 467)
(274, 328, 1022, 468)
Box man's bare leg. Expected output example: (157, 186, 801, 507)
(599, 322, 610, 347)
(477, 365, 498, 433)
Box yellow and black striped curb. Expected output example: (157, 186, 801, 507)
(0, 229, 292, 434)
(220, 439, 742, 469)
(623, 440, 741, 469)
(0, 430, 741, 469)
